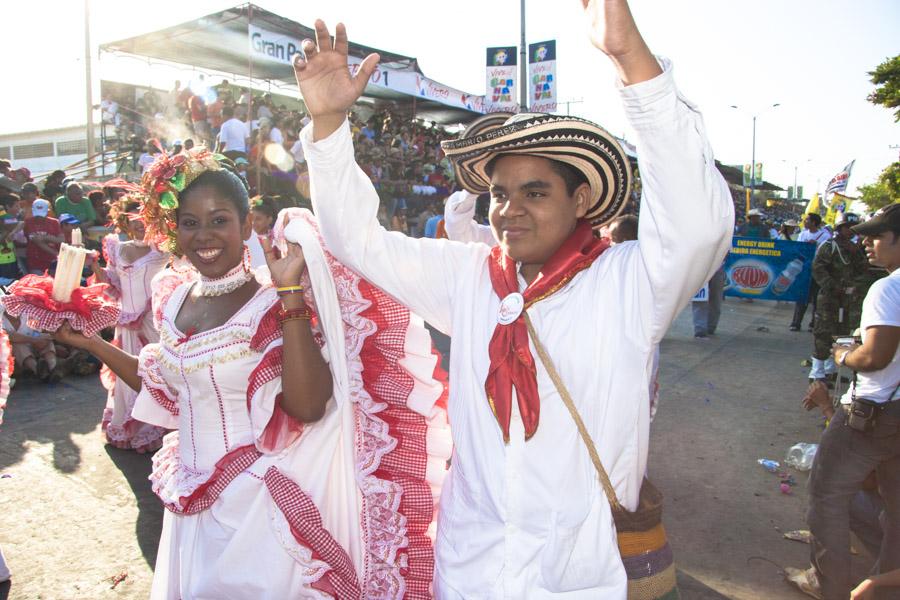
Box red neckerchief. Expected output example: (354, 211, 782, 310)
(485, 220, 610, 442)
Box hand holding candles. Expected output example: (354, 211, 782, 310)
(51, 243, 90, 303)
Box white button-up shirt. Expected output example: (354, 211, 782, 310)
(303, 59, 734, 599)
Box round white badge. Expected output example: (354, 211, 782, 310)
(497, 292, 525, 325)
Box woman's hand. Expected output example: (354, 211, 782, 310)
(261, 234, 306, 289)
(292, 20, 380, 140)
(51, 321, 96, 350)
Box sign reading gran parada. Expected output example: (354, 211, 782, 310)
(249, 24, 301, 64)
(247, 24, 484, 114)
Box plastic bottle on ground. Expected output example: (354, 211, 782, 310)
(785, 442, 818, 471)
(758, 458, 780, 472)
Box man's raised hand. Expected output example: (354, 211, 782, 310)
(293, 20, 380, 141)
(580, 0, 661, 85)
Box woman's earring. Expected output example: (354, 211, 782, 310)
(242, 244, 252, 274)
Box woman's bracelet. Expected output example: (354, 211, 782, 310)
(278, 306, 313, 323)
(280, 315, 310, 325)
(276, 285, 304, 297)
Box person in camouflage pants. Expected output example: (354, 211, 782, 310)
(808, 213, 870, 380)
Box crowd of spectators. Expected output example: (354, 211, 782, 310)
(0, 106, 846, 391)
(102, 79, 464, 236)
(0, 161, 120, 382)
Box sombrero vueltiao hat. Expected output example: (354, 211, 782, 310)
(441, 112, 632, 228)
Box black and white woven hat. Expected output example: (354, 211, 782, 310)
(441, 112, 632, 228)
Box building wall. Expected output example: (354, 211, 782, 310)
(0, 124, 111, 178)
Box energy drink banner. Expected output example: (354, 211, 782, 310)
(485, 46, 519, 113)
(528, 40, 556, 113)
(723, 237, 816, 302)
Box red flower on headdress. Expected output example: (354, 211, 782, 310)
(147, 152, 186, 181)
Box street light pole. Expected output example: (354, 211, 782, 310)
(750, 115, 757, 208)
(731, 103, 779, 211)
(519, 0, 527, 111)
(84, 0, 95, 176)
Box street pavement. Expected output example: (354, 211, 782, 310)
(0, 297, 865, 599)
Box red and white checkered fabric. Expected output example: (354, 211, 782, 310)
(2, 277, 121, 338)
(264, 466, 361, 599)
(249, 303, 282, 352)
(247, 344, 306, 454)
(356, 279, 436, 599)
(160, 443, 262, 515)
(137, 345, 179, 416)
(291, 211, 447, 599)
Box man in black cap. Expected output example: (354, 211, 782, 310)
(293, 1, 733, 596)
(805, 203, 900, 599)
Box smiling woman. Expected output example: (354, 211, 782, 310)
(50, 146, 451, 599)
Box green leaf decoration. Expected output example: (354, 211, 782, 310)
(170, 172, 186, 191)
(159, 191, 178, 210)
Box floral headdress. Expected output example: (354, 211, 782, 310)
(107, 191, 150, 235)
(139, 147, 231, 255)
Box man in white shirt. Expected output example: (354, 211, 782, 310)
(216, 105, 249, 161)
(289, 138, 306, 166)
(269, 116, 285, 145)
(100, 93, 120, 127)
(806, 203, 900, 600)
(799, 213, 833, 247)
(443, 189, 495, 245)
(294, 2, 733, 597)
(792, 212, 833, 331)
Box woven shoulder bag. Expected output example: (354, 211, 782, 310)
(525, 314, 679, 600)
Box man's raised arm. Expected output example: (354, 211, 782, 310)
(443, 191, 496, 246)
(294, 20, 483, 334)
(583, 0, 734, 341)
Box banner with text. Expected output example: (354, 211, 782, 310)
(723, 237, 816, 302)
(528, 40, 557, 113)
(485, 46, 519, 113)
(248, 24, 484, 113)
(249, 24, 302, 64)
(742, 162, 763, 187)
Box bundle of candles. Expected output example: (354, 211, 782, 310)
(0, 234, 119, 337)
(52, 243, 89, 303)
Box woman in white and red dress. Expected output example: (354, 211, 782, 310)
(91, 198, 169, 452)
(56, 149, 450, 599)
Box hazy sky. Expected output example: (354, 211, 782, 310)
(3, 0, 898, 197)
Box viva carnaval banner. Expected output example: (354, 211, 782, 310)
(528, 40, 557, 113)
(722, 237, 816, 302)
(249, 24, 484, 113)
(485, 46, 519, 113)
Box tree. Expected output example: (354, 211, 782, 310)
(859, 161, 900, 212)
(868, 55, 900, 122)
